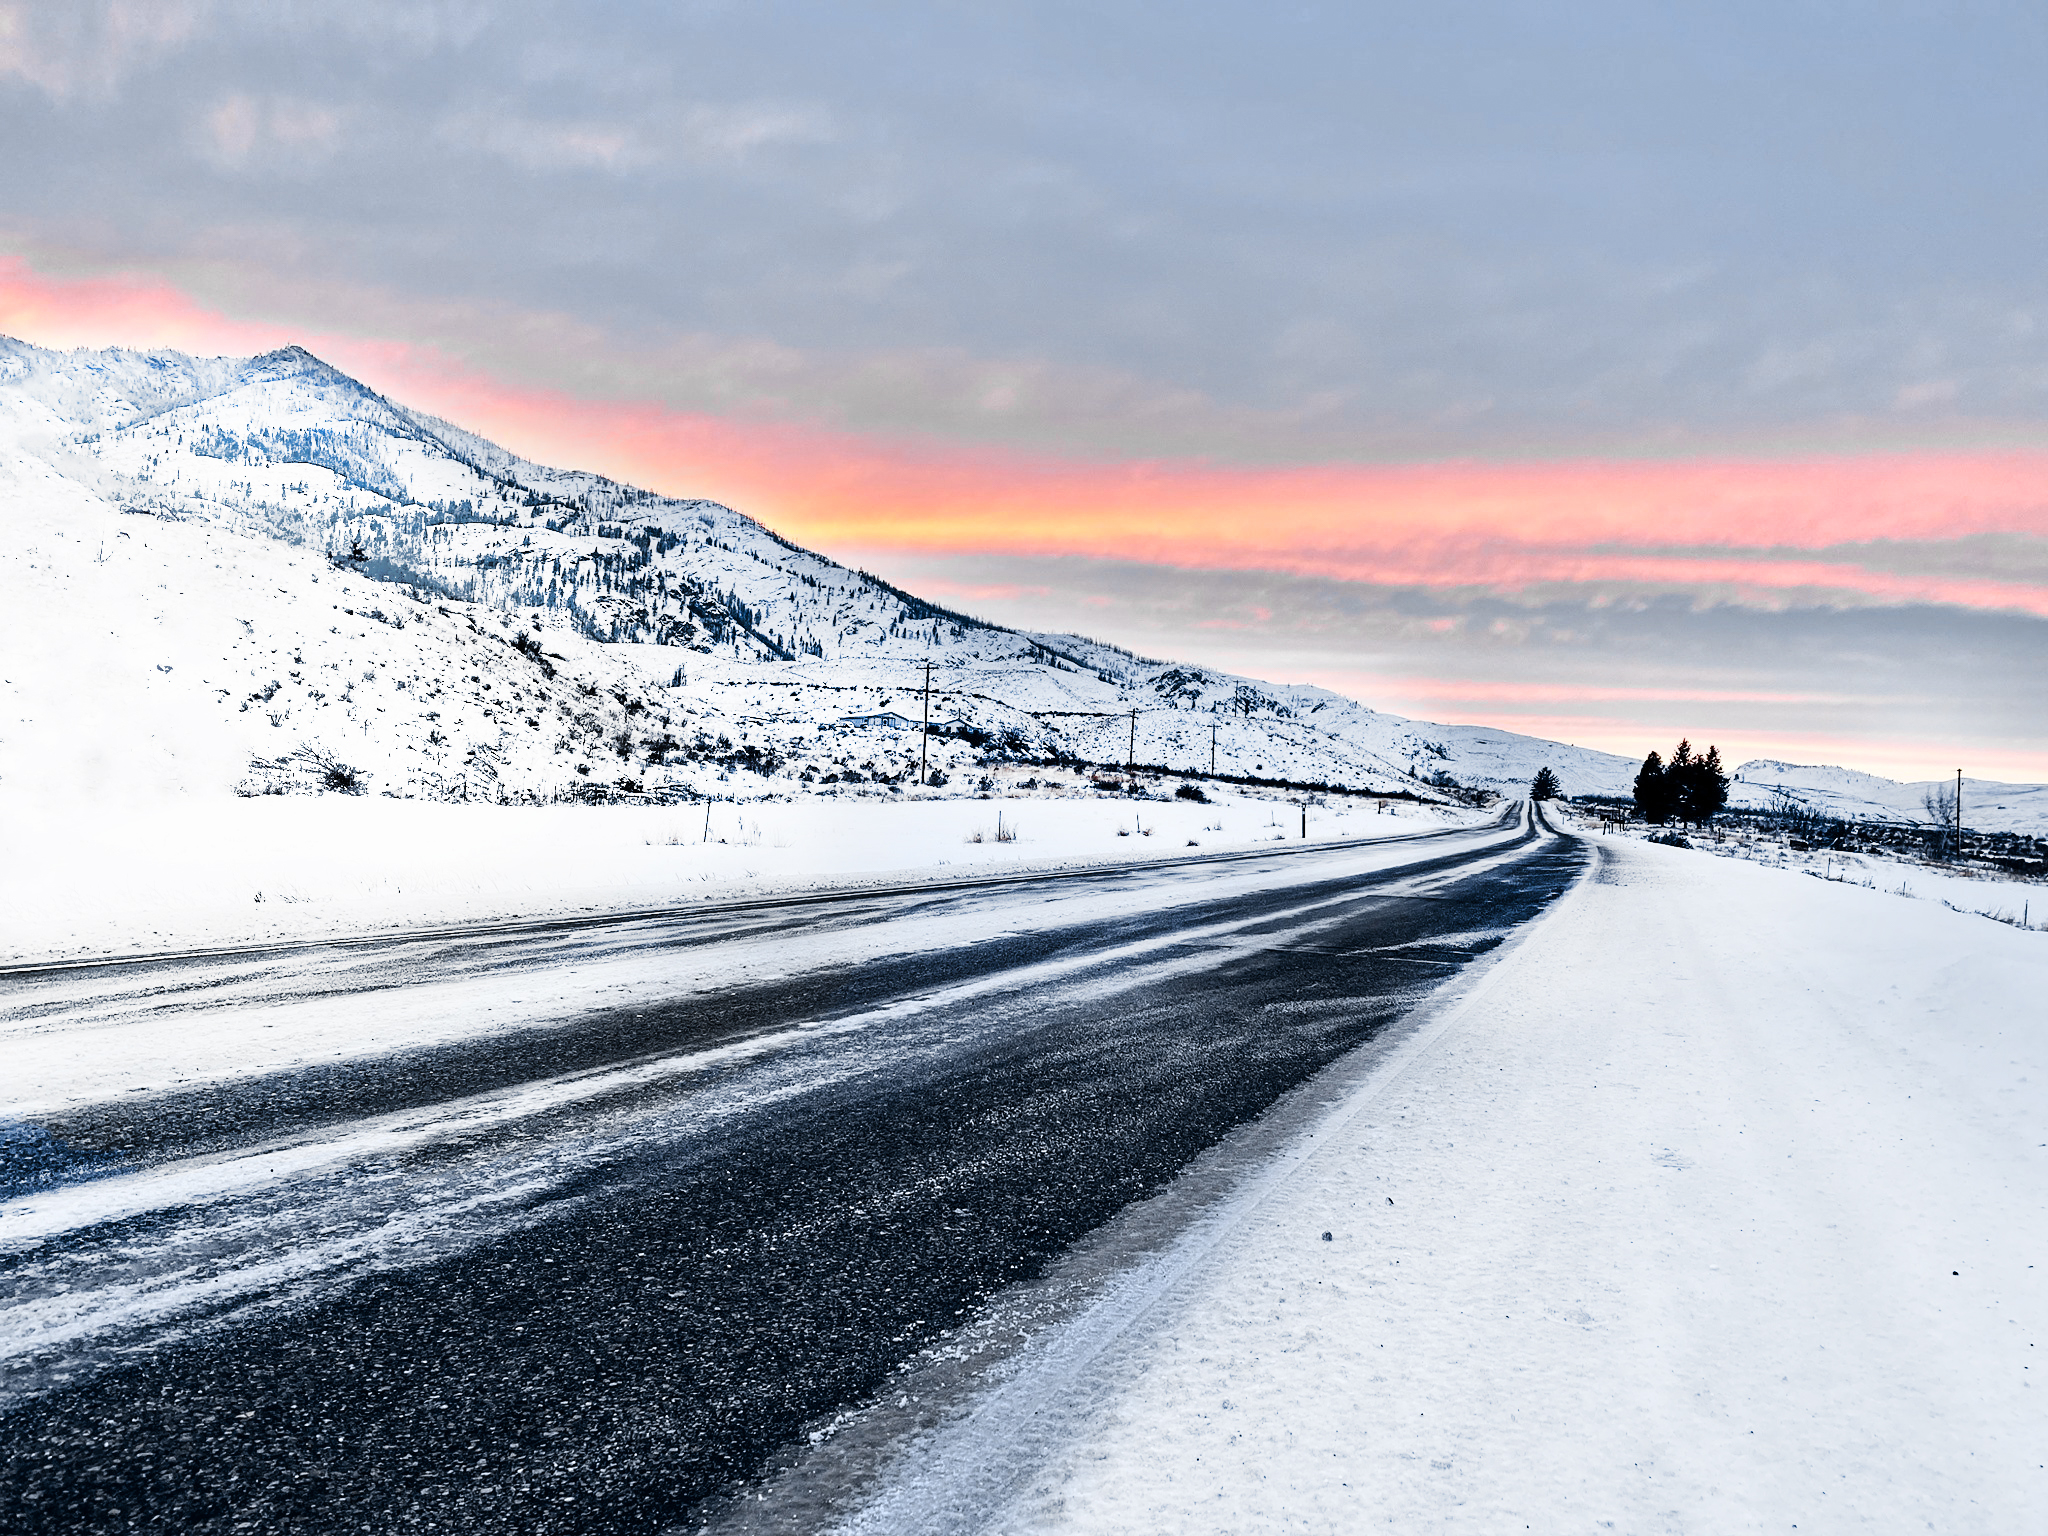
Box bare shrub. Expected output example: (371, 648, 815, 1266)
(316, 756, 366, 794)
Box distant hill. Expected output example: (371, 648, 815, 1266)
(1728, 760, 2048, 835)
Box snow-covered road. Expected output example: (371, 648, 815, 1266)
(13, 816, 2033, 1534)
(850, 837, 2046, 1534)
(0, 806, 1582, 1533)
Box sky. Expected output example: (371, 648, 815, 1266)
(3, 0, 2047, 782)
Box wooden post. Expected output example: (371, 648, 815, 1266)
(1955, 767, 1963, 860)
(1127, 708, 1136, 772)
(1210, 720, 1218, 775)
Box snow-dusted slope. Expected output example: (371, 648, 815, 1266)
(15, 333, 2011, 820)
(1729, 760, 2048, 835)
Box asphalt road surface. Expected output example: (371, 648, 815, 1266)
(0, 803, 1584, 1533)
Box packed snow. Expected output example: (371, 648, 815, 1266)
(1557, 802, 2046, 935)
(847, 836, 2048, 1533)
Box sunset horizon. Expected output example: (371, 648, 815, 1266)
(6, 250, 2041, 784)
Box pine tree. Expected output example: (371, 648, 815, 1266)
(1530, 766, 1561, 800)
(1673, 743, 1729, 826)
(1633, 750, 1670, 823)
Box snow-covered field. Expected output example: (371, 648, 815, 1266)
(1555, 803, 2046, 934)
(858, 836, 2047, 1533)
(0, 781, 1480, 963)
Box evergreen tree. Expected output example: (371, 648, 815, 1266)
(1673, 743, 1730, 825)
(1530, 766, 1561, 800)
(1633, 750, 1671, 823)
(1635, 739, 1731, 826)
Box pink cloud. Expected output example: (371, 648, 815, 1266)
(8, 254, 2046, 615)
(6, 254, 2047, 781)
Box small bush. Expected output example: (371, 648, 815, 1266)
(298, 751, 367, 795)
(511, 630, 557, 679)
(1649, 831, 1692, 849)
(1175, 784, 1209, 802)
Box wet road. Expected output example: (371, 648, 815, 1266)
(0, 805, 1583, 1533)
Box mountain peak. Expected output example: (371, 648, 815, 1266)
(243, 343, 364, 392)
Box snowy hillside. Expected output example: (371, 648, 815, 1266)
(2, 335, 1651, 809)
(1728, 760, 2048, 836)
(16, 334, 2033, 828)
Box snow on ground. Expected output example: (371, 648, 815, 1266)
(0, 782, 1481, 964)
(893, 837, 2047, 1533)
(1556, 804, 2047, 934)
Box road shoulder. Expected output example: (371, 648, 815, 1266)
(975, 839, 2048, 1532)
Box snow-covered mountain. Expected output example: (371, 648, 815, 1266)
(8, 334, 2029, 827)
(2, 336, 1643, 807)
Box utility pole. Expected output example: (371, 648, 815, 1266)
(1210, 720, 1218, 776)
(1955, 767, 1964, 861)
(1301, 802, 1307, 840)
(1127, 708, 1137, 773)
(919, 661, 933, 786)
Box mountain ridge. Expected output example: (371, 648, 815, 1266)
(4, 334, 2036, 828)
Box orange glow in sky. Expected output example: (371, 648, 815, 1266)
(7, 254, 2047, 614)
(6, 254, 2046, 781)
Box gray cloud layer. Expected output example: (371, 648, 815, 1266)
(7, 1, 2048, 457)
(5, 1, 2045, 774)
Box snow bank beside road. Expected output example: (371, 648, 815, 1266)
(977, 839, 2047, 1533)
(0, 789, 1478, 963)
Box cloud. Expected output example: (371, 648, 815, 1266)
(7, 249, 2047, 625)
(437, 99, 831, 175)
(678, 101, 832, 158)
(863, 549, 2048, 782)
(0, 0, 209, 101)
(437, 109, 654, 174)
(1895, 378, 1961, 411)
(199, 93, 343, 171)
